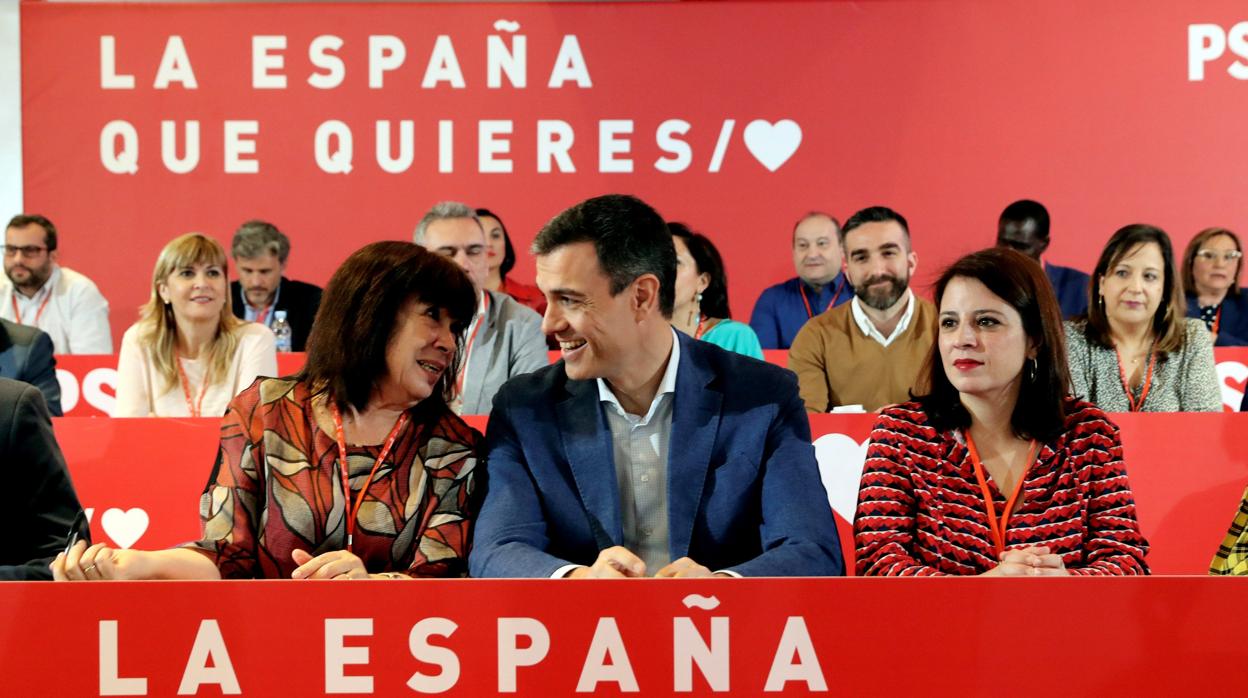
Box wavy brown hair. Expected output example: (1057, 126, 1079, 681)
(297, 241, 477, 414)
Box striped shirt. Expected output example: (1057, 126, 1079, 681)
(854, 399, 1149, 576)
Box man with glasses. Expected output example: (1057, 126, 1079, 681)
(1, 214, 112, 354)
(414, 201, 546, 415)
(995, 199, 1090, 319)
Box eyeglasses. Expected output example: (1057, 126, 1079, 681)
(2, 244, 48, 258)
(1196, 249, 1243, 263)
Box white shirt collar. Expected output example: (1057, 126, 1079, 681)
(597, 327, 681, 423)
(850, 289, 915, 347)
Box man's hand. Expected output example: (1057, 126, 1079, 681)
(566, 546, 647, 578)
(654, 557, 726, 578)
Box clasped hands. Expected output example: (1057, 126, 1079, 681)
(566, 546, 730, 579)
(983, 545, 1069, 577)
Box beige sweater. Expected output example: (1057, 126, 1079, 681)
(788, 298, 937, 412)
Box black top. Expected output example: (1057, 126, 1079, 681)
(0, 377, 86, 579)
(230, 277, 323, 352)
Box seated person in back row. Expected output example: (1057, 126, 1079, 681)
(229, 220, 323, 351)
(469, 194, 842, 579)
(789, 206, 936, 412)
(750, 212, 854, 349)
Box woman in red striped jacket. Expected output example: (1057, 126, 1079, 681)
(854, 247, 1149, 576)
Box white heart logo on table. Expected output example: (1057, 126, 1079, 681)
(743, 119, 802, 172)
(813, 433, 869, 523)
(101, 508, 150, 549)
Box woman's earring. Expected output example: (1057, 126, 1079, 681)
(1027, 358, 1038, 383)
(696, 292, 703, 304)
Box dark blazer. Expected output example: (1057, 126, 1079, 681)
(0, 378, 86, 579)
(1187, 291, 1248, 347)
(469, 331, 844, 578)
(0, 318, 61, 415)
(1045, 262, 1091, 319)
(230, 277, 323, 352)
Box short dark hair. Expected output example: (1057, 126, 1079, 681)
(7, 214, 57, 251)
(1081, 224, 1187, 357)
(999, 199, 1051, 241)
(476, 208, 516, 278)
(532, 194, 676, 318)
(840, 206, 910, 247)
(915, 247, 1071, 442)
(298, 241, 477, 415)
(669, 222, 732, 319)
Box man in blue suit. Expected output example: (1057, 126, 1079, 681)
(997, 199, 1091, 319)
(0, 318, 61, 415)
(469, 194, 843, 579)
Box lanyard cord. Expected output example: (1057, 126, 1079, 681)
(798, 276, 846, 319)
(176, 358, 209, 418)
(329, 402, 409, 551)
(966, 431, 1038, 558)
(11, 288, 53, 326)
(1115, 346, 1156, 412)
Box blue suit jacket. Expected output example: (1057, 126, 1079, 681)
(0, 319, 61, 416)
(1045, 262, 1091, 319)
(1187, 291, 1248, 347)
(469, 331, 844, 578)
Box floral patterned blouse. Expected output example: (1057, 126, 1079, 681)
(185, 377, 482, 578)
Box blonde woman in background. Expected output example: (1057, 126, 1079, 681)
(114, 233, 277, 417)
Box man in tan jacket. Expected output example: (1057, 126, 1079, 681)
(788, 206, 936, 412)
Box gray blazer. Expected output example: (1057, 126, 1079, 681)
(461, 290, 549, 415)
(0, 318, 61, 415)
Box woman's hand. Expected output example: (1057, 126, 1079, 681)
(982, 546, 1069, 577)
(51, 540, 151, 581)
(291, 549, 369, 580)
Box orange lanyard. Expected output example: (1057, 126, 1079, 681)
(11, 289, 52, 326)
(455, 293, 490, 397)
(329, 402, 409, 552)
(1213, 305, 1222, 336)
(1115, 347, 1156, 412)
(798, 276, 845, 319)
(694, 314, 708, 339)
(966, 432, 1038, 557)
(254, 305, 272, 326)
(176, 358, 209, 417)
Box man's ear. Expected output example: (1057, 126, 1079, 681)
(632, 273, 661, 320)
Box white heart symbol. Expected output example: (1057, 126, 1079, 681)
(743, 119, 802, 172)
(101, 508, 150, 549)
(813, 433, 869, 523)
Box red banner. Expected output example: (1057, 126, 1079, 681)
(21, 1, 1248, 350)
(56, 412, 1248, 575)
(0, 577, 1245, 697)
(53, 348, 1248, 415)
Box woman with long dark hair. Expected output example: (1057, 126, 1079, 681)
(669, 222, 763, 359)
(854, 247, 1148, 576)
